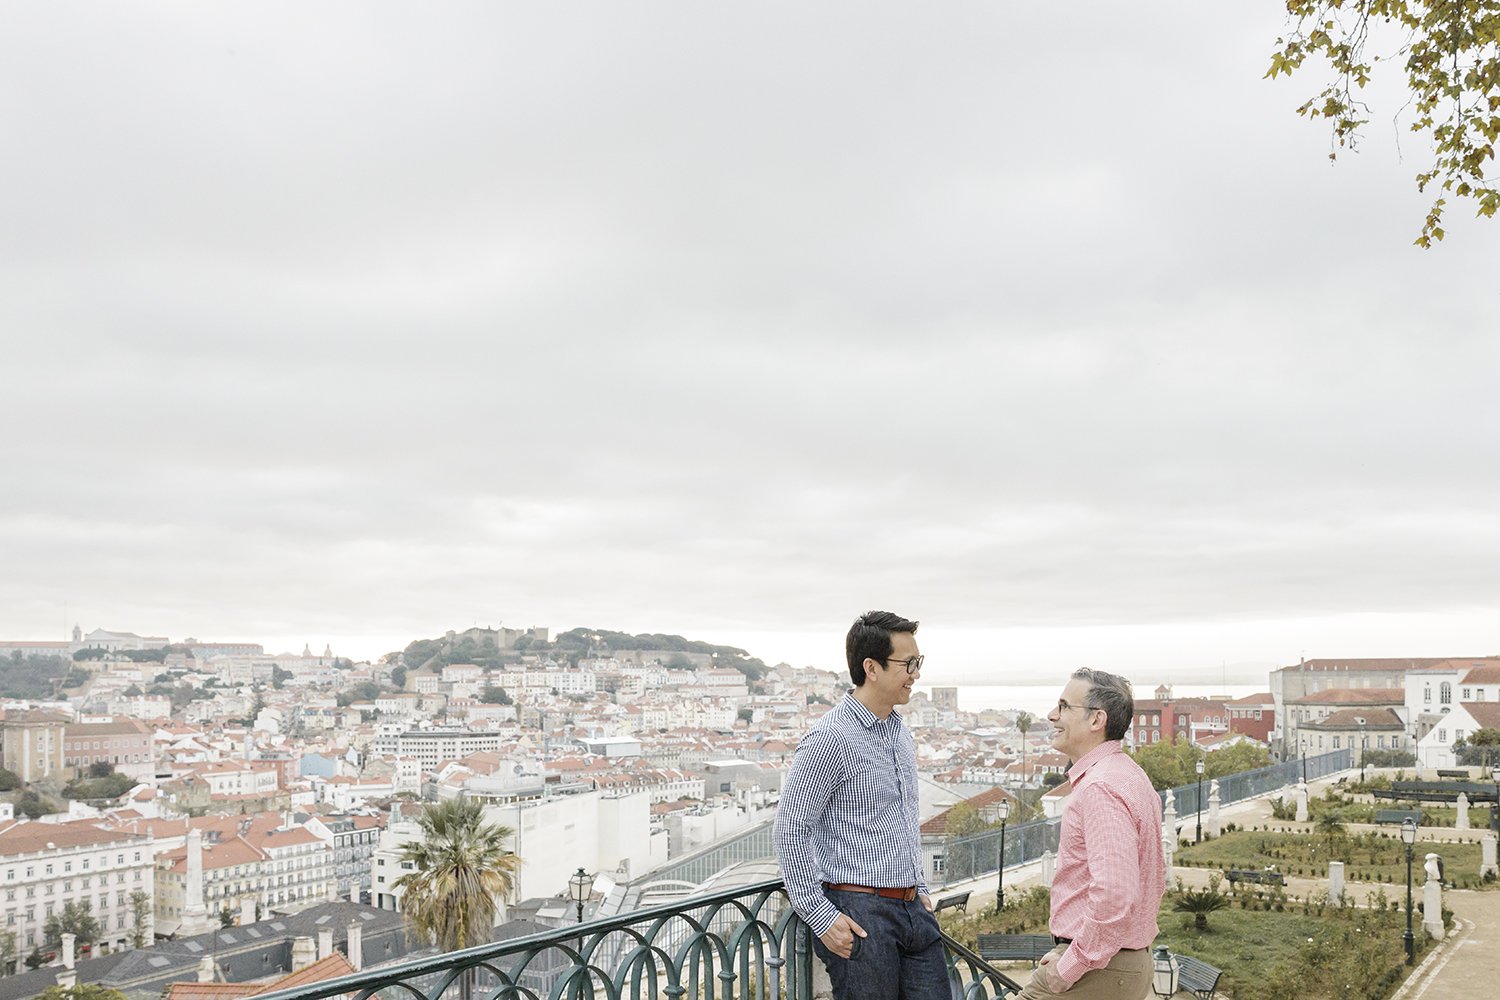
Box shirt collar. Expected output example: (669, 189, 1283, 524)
(842, 692, 898, 729)
(1066, 739, 1123, 781)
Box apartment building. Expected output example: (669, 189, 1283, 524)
(0, 710, 69, 783)
(0, 815, 155, 955)
(63, 717, 155, 779)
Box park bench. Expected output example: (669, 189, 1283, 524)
(975, 933, 1055, 965)
(1436, 769, 1470, 779)
(1374, 809, 1423, 825)
(1175, 954, 1223, 999)
(1224, 869, 1285, 886)
(934, 891, 970, 915)
(1333, 776, 1348, 786)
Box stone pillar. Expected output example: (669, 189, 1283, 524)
(1162, 828, 1176, 871)
(1207, 779, 1222, 838)
(1295, 782, 1309, 823)
(1422, 855, 1444, 940)
(350, 881, 361, 904)
(1163, 789, 1178, 846)
(1480, 831, 1497, 879)
(196, 955, 216, 982)
(1328, 861, 1345, 901)
(1040, 850, 1056, 887)
(813, 957, 833, 999)
(239, 897, 256, 926)
(318, 927, 334, 961)
(347, 922, 364, 971)
(181, 828, 211, 936)
(1456, 793, 1470, 831)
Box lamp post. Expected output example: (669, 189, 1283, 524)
(1151, 945, 1179, 998)
(1301, 748, 1308, 786)
(568, 867, 591, 924)
(1195, 758, 1205, 844)
(1492, 764, 1499, 835)
(1359, 720, 1367, 784)
(1401, 818, 1417, 965)
(995, 798, 1011, 911)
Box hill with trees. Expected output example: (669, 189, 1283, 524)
(394, 625, 774, 684)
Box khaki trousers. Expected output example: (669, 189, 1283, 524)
(1015, 944, 1152, 1000)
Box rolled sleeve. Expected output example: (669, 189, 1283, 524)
(774, 728, 845, 936)
(1055, 783, 1142, 987)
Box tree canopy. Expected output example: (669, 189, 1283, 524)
(1267, 1, 1500, 246)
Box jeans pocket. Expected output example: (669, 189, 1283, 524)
(848, 933, 863, 962)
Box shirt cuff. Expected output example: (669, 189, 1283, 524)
(805, 898, 842, 938)
(1055, 947, 1087, 987)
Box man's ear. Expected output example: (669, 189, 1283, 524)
(864, 657, 882, 677)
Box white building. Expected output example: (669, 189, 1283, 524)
(0, 814, 155, 955)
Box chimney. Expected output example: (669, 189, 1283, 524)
(318, 927, 334, 961)
(196, 954, 216, 982)
(346, 922, 363, 971)
(291, 935, 317, 971)
(349, 881, 360, 904)
(61, 932, 76, 970)
(240, 897, 255, 926)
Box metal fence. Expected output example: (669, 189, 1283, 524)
(1165, 748, 1353, 818)
(941, 749, 1355, 887)
(254, 877, 1021, 1000)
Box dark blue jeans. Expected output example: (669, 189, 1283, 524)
(810, 888, 950, 1000)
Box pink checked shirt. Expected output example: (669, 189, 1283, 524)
(1050, 739, 1167, 986)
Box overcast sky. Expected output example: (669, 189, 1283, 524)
(3, 3, 1497, 686)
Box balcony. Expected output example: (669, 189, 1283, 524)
(255, 877, 1019, 1000)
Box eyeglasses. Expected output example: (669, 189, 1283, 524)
(1055, 699, 1100, 715)
(885, 655, 925, 675)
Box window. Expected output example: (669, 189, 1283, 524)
(1441, 682, 1452, 704)
(1378, 735, 1386, 748)
(1333, 736, 1341, 749)
(1438, 729, 1447, 743)
(1255, 709, 1263, 720)
(1424, 686, 1432, 704)
(1463, 688, 1472, 700)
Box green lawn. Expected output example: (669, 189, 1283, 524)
(945, 886, 1437, 1000)
(1175, 830, 1492, 889)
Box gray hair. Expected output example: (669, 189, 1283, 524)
(1071, 667, 1134, 742)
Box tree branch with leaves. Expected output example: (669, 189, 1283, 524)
(1267, 1, 1500, 246)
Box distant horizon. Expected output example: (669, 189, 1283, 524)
(10, 610, 1493, 692)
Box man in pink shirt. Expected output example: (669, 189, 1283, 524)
(1020, 668, 1166, 999)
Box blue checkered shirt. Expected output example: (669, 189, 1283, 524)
(774, 693, 928, 936)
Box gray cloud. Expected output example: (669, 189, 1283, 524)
(2, 3, 1497, 667)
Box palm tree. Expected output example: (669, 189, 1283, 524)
(1014, 712, 1034, 785)
(1315, 811, 1346, 856)
(1172, 875, 1230, 932)
(393, 798, 521, 957)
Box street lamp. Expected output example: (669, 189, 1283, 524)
(1301, 748, 1308, 786)
(568, 867, 591, 924)
(1359, 720, 1367, 784)
(1195, 759, 1205, 845)
(995, 797, 1011, 911)
(1151, 945, 1179, 998)
(1401, 818, 1417, 965)
(1491, 764, 1499, 835)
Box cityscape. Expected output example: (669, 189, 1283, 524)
(0, 622, 1496, 998)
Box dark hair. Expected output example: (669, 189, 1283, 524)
(1071, 667, 1133, 741)
(845, 610, 919, 687)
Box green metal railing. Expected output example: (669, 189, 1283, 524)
(255, 878, 1020, 1000)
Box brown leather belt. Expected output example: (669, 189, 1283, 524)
(823, 882, 919, 901)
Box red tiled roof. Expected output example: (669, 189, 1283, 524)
(1464, 702, 1500, 729)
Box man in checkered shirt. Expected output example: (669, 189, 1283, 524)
(774, 611, 946, 1000)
